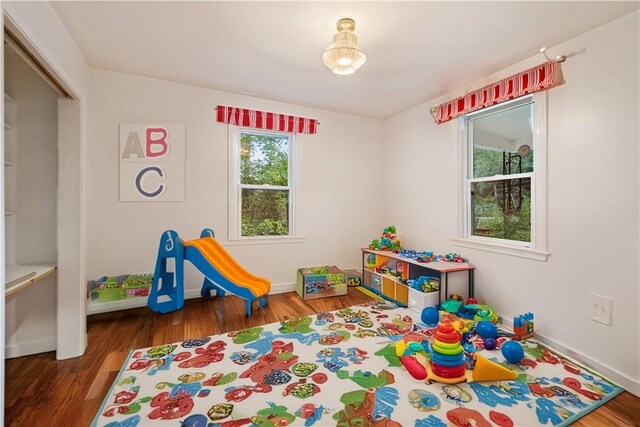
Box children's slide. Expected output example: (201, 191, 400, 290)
(147, 228, 271, 316)
(183, 237, 270, 300)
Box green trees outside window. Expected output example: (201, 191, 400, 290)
(239, 132, 290, 236)
(469, 101, 534, 242)
(471, 176, 532, 242)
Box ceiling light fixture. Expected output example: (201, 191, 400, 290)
(322, 18, 366, 75)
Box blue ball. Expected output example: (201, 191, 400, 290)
(476, 321, 497, 339)
(501, 340, 524, 364)
(421, 306, 439, 326)
(484, 337, 497, 350)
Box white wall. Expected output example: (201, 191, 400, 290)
(4, 47, 58, 358)
(386, 12, 639, 393)
(86, 68, 386, 299)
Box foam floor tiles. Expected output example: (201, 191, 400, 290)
(92, 301, 622, 427)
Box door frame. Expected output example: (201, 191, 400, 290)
(2, 10, 87, 363)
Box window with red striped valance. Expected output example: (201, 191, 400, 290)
(216, 105, 319, 134)
(431, 61, 564, 124)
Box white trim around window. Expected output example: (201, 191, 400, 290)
(227, 126, 304, 244)
(451, 92, 549, 261)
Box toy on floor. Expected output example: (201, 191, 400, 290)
(513, 312, 535, 340)
(396, 317, 518, 384)
(427, 319, 467, 384)
(473, 306, 498, 323)
(147, 228, 271, 316)
(396, 341, 429, 380)
(346, 275, 362, 287)
(472, 354, 518, 381)
(451, 319, 472, 334)
(456, 302, 498, 323)
(421, 306, 439, 326)
(483, 337, 497, 350)
(501, 341, 525, 364)
(440, 299, 463, 313)
(400, 354, 428, 380)
(476, 321, 498, 339)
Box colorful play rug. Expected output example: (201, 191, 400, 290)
(92, 302, 622, 427)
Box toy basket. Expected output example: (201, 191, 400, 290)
(296, 265, 347, 300)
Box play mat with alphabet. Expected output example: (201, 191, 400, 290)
(92, 301, 622, 426)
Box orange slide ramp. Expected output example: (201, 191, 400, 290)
(183, 237, 271, 298)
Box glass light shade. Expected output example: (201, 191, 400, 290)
(322, 19, 366, 75)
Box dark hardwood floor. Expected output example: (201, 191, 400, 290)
(4, 289, 640, 426)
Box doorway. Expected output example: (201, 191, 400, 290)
(3, 40, 59, 358)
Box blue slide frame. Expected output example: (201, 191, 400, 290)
(147, 228, 268, 316)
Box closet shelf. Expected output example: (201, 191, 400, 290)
(4, 122, 15, 131)
(5, 160, 14, 167)
(4, 93, 14, 102)
(5, 263, 56, 296)
(5, 211, 15, 216)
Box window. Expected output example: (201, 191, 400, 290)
(453, 94, 549, 261)
(228, 127, 299, 241)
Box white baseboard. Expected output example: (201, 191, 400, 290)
(87, 282, 297, 315)
(501, 318, 640, 397)
(270, 281, 296, 294)
(5, 336, 57, 359)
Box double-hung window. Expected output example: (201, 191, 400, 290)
(228, 127, 297, 240)
(454, 93, 549, 260)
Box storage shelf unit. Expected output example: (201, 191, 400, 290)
(361, 248, 475, 308)
(4, 90, 58, 298)
(5, 263, 56, 296)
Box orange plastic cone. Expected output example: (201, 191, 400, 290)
(472, 354, 517, 382)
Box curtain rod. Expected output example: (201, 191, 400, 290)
(429, 47, 569, 118)
(539, 46, 567, 63)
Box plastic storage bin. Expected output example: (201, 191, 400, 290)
(407, 287, 440, 313)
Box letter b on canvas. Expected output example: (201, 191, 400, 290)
(119, 123, 185, 202)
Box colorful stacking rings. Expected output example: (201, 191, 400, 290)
(431, 344, 463, 356)
(430, 354, 465, 367)
(434, 331, 460, 342)
(431, 363, 466, 378)
(432, 339, 460, 349)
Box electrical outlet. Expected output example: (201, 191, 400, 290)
(589, 293, 612, 326)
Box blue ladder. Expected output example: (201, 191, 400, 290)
(147, 230, 185, 314)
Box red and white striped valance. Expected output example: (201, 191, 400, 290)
(432, 61, 564, 124)
(216, 105, 319, 134)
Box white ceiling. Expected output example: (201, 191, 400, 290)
(51, 1, 638, 119)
